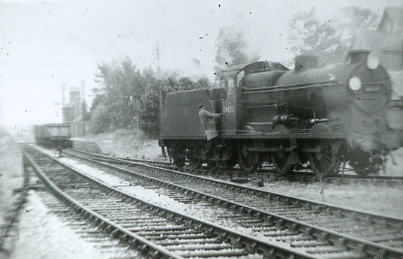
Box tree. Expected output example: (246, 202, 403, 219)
(89, 58, 212, 138)
(214, 27, 258, 73)
(178, 77, 195, 90)
(138, 78, 160, 138)
(92, 59, 145, 130)
(194, 77, 212, 89)
(338, 7, 380, 46)
(340, 7, 379, 31)
(288, 7, 379, 66)
(288, 9, 347, 66)
(89, 103, 112, 134)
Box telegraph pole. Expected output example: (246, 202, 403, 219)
(153, 42, 161, 73)
(62, 83, 65, 107)
(153, 43, 167, 158)
(80, 80, 85, 102)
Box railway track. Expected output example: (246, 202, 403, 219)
(71, 149, 403, 187)
(25, 173, 145, 258)
(0, 155, 30, 253)
(24, 145, 321, 259)
(59, 147, 403, 258)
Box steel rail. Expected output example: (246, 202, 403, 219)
(24, 146, 315, 259)
(69, 149, 403, 227)
(71, 149, 403, 187)
(24, 152, 182, 259)
(64, 149, 403, 258)
(321, 175, 403, 187)
(0, 157, 30, 251)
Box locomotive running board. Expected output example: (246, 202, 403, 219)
(246, 146, 321, 153)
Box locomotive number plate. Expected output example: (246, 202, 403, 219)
(365, 86, 379, 92)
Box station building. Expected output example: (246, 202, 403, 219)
(62, 88, 89, 137)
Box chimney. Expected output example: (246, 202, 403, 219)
(294, 54, 319, 72)
(348, 50, 369, 64)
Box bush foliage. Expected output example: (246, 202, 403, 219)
(89, 26, 262, 138)
(288, 7, 379, 66)
(89, 58, 212, 138)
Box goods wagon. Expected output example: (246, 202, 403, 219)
(34, 123, 71, 148)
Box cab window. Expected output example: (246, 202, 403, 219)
(236, 71, 245, 87)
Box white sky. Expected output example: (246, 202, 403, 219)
(0, 0, 400, 128)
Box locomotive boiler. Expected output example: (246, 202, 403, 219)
(159, 50, 400, 176)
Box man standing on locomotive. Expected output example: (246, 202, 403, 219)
(198, 103, 222, 141)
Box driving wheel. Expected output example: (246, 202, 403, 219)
(309, 142, 341, 177)
(272, 152, 295, 175)
(237, 143, 262, 173)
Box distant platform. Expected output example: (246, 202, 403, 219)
(71, 138, 103, 154)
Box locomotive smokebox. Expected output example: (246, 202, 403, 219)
(294, 55, 319, 72)
(348, 50, 370, 65)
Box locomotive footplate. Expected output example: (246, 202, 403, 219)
(221, 132, 346, 139)
(245, 146, 321, 153)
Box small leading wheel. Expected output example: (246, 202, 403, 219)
(272, 152, 295, 175)
(349, 161, 372, 176)
(309, 142, 341, 177)
(237, 143, 262, 173)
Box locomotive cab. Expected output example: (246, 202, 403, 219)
(220, 61, 289, 133)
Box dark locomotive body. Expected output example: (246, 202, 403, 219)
(159, 50, 401, 176)
(34, 123, 72, 148)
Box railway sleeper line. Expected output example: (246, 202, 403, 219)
(59, 148, 403, 257)
(68, 150, 403, 230)
(84, 150, 403, 228)
(0, 155, 31, 255)
(24, 147, 318, 259)
(30, 187, 145, 258)
(75, 149, 403, 187)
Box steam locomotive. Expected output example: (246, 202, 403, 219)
(159, 50, 401, 176)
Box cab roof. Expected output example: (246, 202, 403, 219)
(219, 61, 288, 79)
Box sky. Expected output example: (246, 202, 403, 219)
(0, 0, 401, 128)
